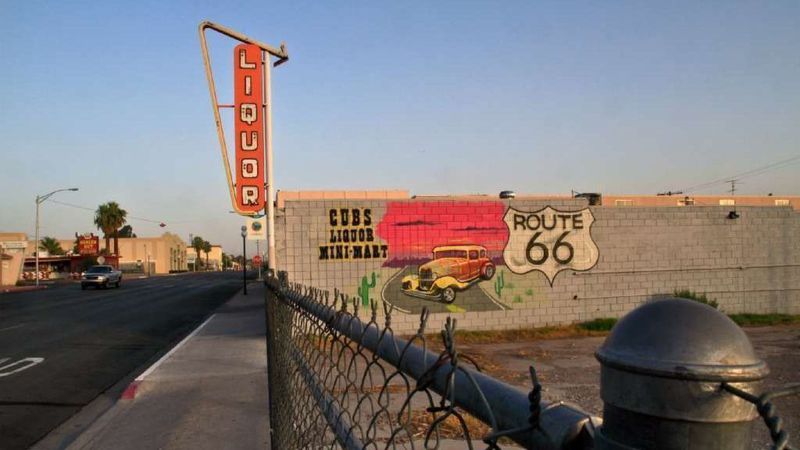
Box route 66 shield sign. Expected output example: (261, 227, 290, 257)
(502, 206, 599, 285)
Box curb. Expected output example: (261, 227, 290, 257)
(120, 313, 216, 400)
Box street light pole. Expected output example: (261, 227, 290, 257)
(189, 233, 195, 272)
(35, 188, 79, 287)
(241, 225, 247, 295)
(256, 239, 261, 281)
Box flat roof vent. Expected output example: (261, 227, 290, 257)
(499, 190, 516, 199)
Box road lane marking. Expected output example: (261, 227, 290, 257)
(0, 324, 25, 332)
(135, 313, 216, 382)
(0, 357, 44, 378)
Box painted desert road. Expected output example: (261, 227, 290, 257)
(0, 272, 248, 450)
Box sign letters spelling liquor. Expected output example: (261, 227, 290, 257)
(234, 44, 265, 213)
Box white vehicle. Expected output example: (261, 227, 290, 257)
(81, 265, 122, 290)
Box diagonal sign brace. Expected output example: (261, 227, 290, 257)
(198, 20, 288, 271)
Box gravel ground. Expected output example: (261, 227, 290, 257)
(456, 325, 800, 449)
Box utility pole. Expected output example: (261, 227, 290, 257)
(726, 179, 740, 219)
(261, 47, 277, 276)
(34, 188, 79, 287)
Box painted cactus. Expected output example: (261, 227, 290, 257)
(357, 272, 377, 307)
(494, 271, 504, 298)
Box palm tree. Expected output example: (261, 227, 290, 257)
(118, 225, 136, 238)
(191, 236, 205, 271)
(203, 240, 212, 270)
(94, 202, 127, 255)
(39, 236, 65, 255)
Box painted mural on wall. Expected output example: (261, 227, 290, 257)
(503, 206, 599, 285)
(370, 201, 600, 314)
(376, 201, 509, 314)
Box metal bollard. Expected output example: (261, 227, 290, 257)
(594, 298, 769, 450)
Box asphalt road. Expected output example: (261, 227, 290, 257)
(0, 272, 247, 449)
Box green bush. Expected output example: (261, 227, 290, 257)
(578, 318, 618, 331)
(673, 289, 718, 309)
(728, 314, 800, 327)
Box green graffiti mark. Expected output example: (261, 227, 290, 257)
(513, 295, 523, 303)
(445, 304, 466, 313)
(494, 271, 505, 298)
(357, 272, 377, 307)
(525, 288, 534, 296)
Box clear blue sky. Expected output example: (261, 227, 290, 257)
(1, 1, 798, 252)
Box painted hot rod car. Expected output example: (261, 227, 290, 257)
(401, 245, 495, 303)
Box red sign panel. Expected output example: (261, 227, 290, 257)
(78, 234, 99, 256)
(253, 255, 262, 265)
(234, 44, 265, 213)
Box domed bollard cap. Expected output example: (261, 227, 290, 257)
(595, 298, 769, 450)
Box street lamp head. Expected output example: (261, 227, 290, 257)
(240, 225, 247, 238)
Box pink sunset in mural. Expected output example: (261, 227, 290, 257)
(376, 201, 509, 267)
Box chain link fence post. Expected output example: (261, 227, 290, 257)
(265, 271, 294, 449)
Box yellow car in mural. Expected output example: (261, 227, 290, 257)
(401, 245, 495, 303)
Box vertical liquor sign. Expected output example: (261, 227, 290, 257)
(234, 44, 265, 213)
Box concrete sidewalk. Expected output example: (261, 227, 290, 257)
(66, 283, 269, 450)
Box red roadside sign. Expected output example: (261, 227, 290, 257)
(253, 255, 262, 265)
(234, 43, 265, 213)
(78, 234, 99, 256)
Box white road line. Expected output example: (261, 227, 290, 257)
(380, 269, 412, 314)
(0, 357, 44, 378)
(134, 313, 216, 382)
(0, 323, 25, 332)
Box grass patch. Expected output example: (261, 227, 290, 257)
(577, 317, 618, 332)
(728, 314, 800, 327)
(424, 322, 613, 345)
(416, 313, 800, 346)
(673, 289, 719, 309)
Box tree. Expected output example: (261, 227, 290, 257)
(94, 202, 127, 255)
(39, 236, 65, 255)
(222, 253, 232, 270)
(118, 225, 136, 238)
(202, 240, 212, 270)
(191, 236, 205, 271)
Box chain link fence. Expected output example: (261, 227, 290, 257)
(265, 273, 597, 449)
(265, 272, 800, 450)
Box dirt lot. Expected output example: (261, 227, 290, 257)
(454, 325, 800, 448)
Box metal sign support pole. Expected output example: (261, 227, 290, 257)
(262, 50, 277, 273)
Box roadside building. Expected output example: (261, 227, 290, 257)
(0, 233, 28, 286)
(601, 194, 800, 210)
(274, 189, 800, 334)
(3, 232, 187, 282)
(101, 233, 188, 274)
(186, 244, 223, 271)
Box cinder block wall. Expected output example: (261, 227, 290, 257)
(275, 198, 800, 334)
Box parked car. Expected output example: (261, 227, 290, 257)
(401, 245, 495, 303)
(81, 265, 122, 290)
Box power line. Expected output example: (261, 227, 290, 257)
(679, 154, 800, 194)
(45, 199, 174, 225)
